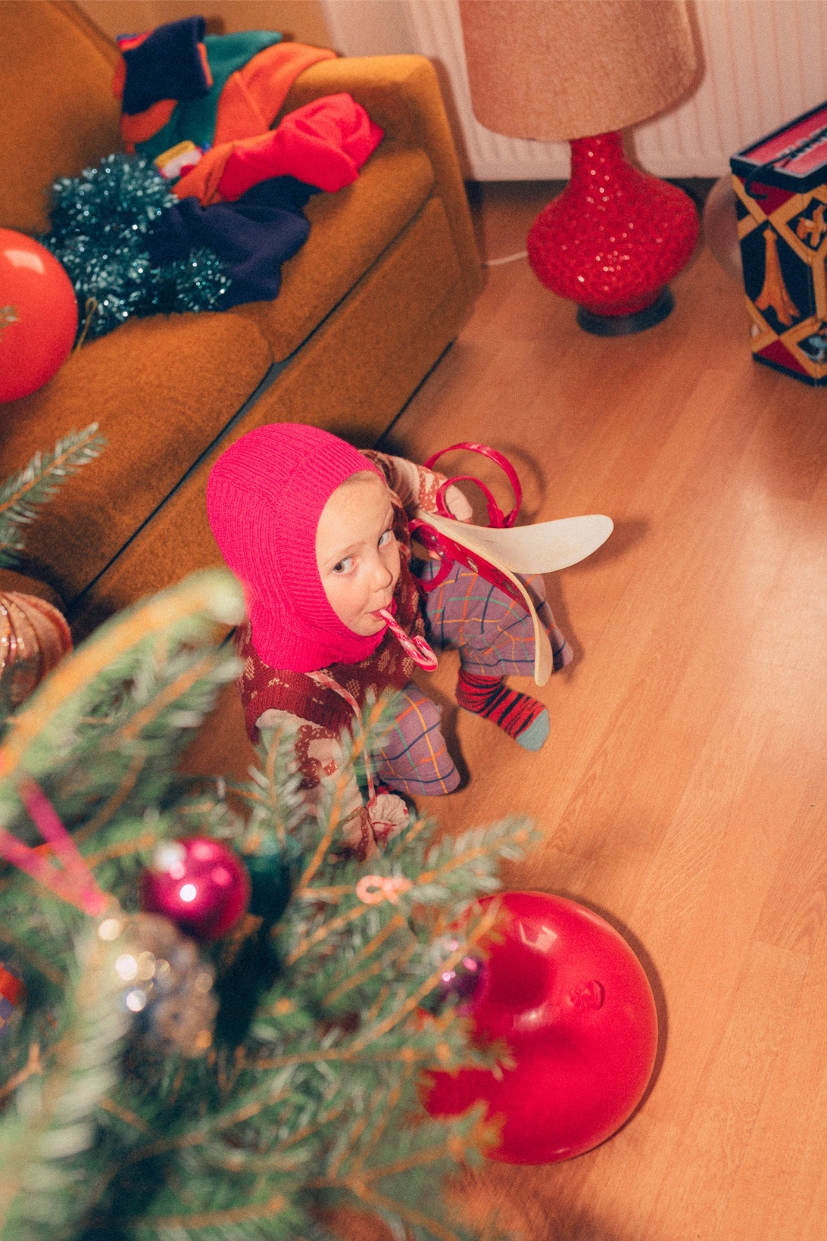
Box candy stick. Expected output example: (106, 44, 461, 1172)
(378, 609, 438, 671)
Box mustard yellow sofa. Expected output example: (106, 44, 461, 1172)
(0, 0, 481, 644)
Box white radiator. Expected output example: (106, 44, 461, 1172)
(340, 0, 827, 180)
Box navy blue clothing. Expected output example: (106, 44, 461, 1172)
(121, 17, 210, 115)
(147, 177, 318, 307)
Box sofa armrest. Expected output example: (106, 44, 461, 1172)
(282, 55, 482, 302)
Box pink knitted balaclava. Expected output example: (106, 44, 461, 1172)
(206, 423, 388, 671)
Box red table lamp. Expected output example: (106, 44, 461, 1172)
(459, 0, 700, 335)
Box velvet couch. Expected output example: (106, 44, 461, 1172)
(0, 0, 481, 659)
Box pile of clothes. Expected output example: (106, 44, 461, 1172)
(116, 16, 384, 306)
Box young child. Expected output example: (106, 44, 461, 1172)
(206, 423, 571, 857)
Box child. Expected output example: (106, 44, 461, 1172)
(206, 423, 571, 857)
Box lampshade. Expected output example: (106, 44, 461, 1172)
(459, 0, 697, 140)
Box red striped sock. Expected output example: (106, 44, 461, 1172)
(456, 668, 549, 750)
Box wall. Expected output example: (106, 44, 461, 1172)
(76, 0, 827, 179)
(324, 0, 827, 180)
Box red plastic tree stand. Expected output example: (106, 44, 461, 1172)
(527, 132, 699, 335)
(424, 891, 659, 1164)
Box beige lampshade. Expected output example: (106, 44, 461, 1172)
(459, 0, 697, 141)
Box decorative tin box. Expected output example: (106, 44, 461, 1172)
(732, 101, 827, 386)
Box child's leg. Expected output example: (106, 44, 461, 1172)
(374, 682, 460, 796)
(419, 561, 571, 750)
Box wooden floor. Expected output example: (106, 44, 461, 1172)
(375, 182, 827, 1241)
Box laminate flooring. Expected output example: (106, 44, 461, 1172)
(374, 181, 827, 1241)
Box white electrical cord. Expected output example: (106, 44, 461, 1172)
(483, 250, 529, 267)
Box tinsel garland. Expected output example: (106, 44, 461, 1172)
(41, 154, 231, 342)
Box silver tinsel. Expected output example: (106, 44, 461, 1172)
(41, 154, 231, 341)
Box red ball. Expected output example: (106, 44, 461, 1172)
(0, 229, 78, 403)
(141, 838, 251, 942)
(424, 891, 658, 1164)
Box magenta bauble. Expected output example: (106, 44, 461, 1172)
(424, 891, 658, 1164)
(0, 229, 78, 403)
(141, 838, 251, 942)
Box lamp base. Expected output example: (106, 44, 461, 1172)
(576, 288, 674, 337)
(527, 133, 699, 335)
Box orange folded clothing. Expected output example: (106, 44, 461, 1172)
(175, 94, 384, 206)
(113, 25, 335, 156)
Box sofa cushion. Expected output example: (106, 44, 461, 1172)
(234, 137, 435, 360)
(67, 195, 469, 641)
(0, 1, 123, 235)
(0, 309, 272, 605)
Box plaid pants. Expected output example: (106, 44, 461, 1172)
(374, 561, 570, 796)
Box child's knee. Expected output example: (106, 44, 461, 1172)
(375, 689, 459, 795)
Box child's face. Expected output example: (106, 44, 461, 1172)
(316, 472, 401, 636)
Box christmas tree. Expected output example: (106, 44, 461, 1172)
(0, 446, 536, 1240)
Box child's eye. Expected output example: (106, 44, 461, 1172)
(332, 556, 354, 574)
(378, 528, 393, 548)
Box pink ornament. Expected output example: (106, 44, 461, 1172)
(141, 838, 250, 942)
(424, 891, 658, 1164)
(0, 230, 78, 403)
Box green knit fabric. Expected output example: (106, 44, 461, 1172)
(136, 31, 283, 161)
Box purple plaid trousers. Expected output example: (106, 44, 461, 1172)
(374, 560, 571, 796)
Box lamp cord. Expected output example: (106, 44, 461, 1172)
(482, 250, 528, 267)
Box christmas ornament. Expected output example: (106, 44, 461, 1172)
(436, 944, 484, 1007)
(421, 936, 485, 1016)
(0, 962, 24, 1037)
(101, 911, 217, 1056)
(425, 891, 658, 1164)
(0, 592, 72, 710)
(42, 154, 230, 342)
(141, 837, 251, 941)
(0, 229, 78, 403)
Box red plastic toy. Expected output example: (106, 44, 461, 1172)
(424, 890, 658, 1163)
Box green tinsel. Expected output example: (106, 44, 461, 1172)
(41, 154, 231, 341)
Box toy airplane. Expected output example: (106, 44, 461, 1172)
(412, 508, 613, 686)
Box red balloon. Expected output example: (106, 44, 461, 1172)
(141, 837, 251, 942)
(0, 229, 78, 403)
(424, 891, 658, 1164)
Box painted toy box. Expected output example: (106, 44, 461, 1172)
(731, 101, 827, 386)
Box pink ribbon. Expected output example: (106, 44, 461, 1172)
(0, 780, 108, 915)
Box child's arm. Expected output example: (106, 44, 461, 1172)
(256, 708, 402, 860)
(363, 450, 472, 521)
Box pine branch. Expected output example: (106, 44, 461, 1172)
(0, 927, 128, 1240)
(0, 583, 541, 1241)
(72, 747, 147, 845)
(0, 1043, 42, 1105)
(0, 426, 106, 564)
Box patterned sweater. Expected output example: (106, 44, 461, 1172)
(235, 452, 464, 858)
